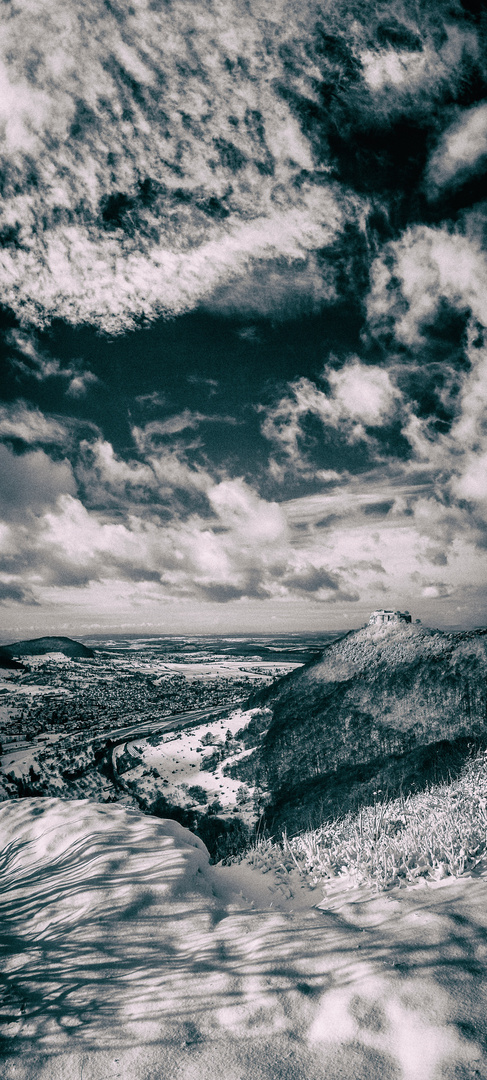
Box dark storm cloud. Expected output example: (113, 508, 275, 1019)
(0, 581, 38, 605)
(197, 578, 270, 603)
(280, 564, 359, 600)
(0, 444, 75, 522)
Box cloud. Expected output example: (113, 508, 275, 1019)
(327, 361, 401, 429)
(445, 344, 487, 518)
(207, 478, 287, 544)
(74, 439, 158, 509)
(6, 330, 98, 397)
(125, 433, 215, 504)
(0, 402, 68, 446)
(0, 0, 374, 332)
(359, 23, 474, 103)
(7, 331, 62, 380)
(134, 392, 167, 409)
(360, 48, 428, 92)
(1, 415, 485, 622)
(364, 220, 487, 539)
(0, 444, 75, 522)
(420, 582, 454, 598)
(367, 224, 487, 348)
(0, 444, 365, 609)
(355, 233, 487, 562)
(132, 410, 238, 440)
(0, 0, 481, 334)
(65, 371, 99, 398)
(452, 451, 487, 504)
(202, 250, 340, 319)
(426, 103, 487, 195)
(0, 580, 38, 606)
(1, 341, 485, 622)
(423, 547, 448, 567)
(259, 358, 402, 475)
(2, 1, 487, 627)
(279, 562, 359, 601)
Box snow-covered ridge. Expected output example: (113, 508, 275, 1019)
(2, 797, 487, 1080)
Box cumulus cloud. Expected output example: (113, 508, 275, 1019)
(367, 224, 487, 348)
(357, 217, 487, 562)
(444, 343, 487, 518)
(0, 434, 363, 609)
(259, 358, 402, 475)
(420, 581, 454, 598)
(208, 478, 287, 544)
(1, 407, 485, 620)
(65, 371, 99, 398)
(366, 225, 487, 457)
(327, 361, 401, 430)
(452, 451, 487, 505)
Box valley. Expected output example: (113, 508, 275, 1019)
(0, 634, 313, 856)
(3, 622, 487, 869)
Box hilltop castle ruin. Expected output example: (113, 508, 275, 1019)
(369, 609, 412, 626)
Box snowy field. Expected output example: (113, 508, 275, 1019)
(114, 706, 262, 821)
(2, 798, 487, 1080)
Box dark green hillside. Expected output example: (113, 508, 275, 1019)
(2, 636, 95, 659)
(235, 624, 487, 831)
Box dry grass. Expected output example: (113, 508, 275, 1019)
(247, 750, 487, 891)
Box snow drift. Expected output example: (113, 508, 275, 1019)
(1, 797, 487, 1080)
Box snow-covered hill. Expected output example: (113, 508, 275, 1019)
(237, 622, 487, 830)
(2, 797, 487, 1080)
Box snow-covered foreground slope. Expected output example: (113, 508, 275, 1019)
(2, 800, 487, 1080)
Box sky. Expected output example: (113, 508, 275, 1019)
(1, 0, 487, 637)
